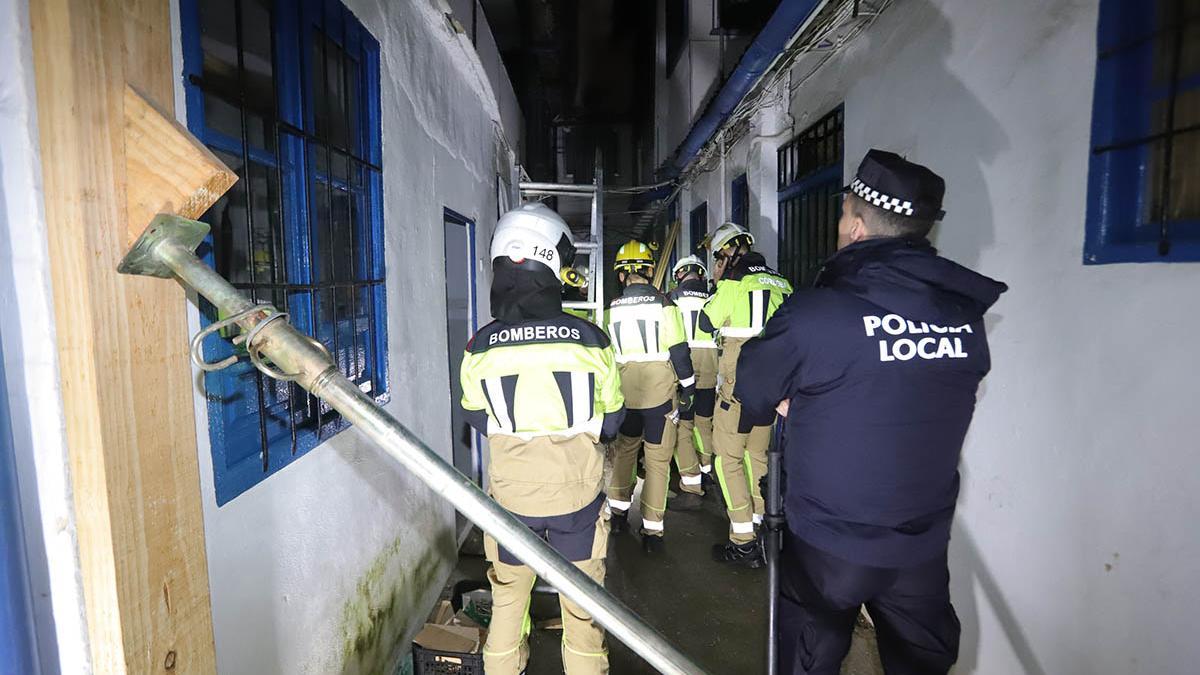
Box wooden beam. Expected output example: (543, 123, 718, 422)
(123, 85, 237, 247)
(29, 0, 220, 672)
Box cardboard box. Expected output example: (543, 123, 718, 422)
(412, 623, 484, 654)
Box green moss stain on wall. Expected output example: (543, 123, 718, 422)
(340, 529, 456, 674)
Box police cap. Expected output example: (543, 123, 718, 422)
(843, 149, 946, 221)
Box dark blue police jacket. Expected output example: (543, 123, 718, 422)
(735, 237, 1007, 567)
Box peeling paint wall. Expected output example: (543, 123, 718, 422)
(171, 0, 514, 672)
(662, 0, 1200, 673)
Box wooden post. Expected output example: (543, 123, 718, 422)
(29, 0, 227, 671)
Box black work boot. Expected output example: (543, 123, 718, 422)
(609, 510, 628, 534)
(671, 491, 703, 511)
(642, 534, 665, 555)
(711, 540, 764, 568)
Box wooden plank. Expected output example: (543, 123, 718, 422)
(123, 85, 237, 247)
(29, 0, 220, 672)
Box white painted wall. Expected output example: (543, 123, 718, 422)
(446, 0, 523, 157)
(655, 0, 727, 166)
(665, 0, 1200, 673)
(171, 0, 511, 672)
(0, 0, 91, 672)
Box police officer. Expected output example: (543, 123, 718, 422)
(736, 150, 1007, 674)
(699, 223, 793, 567)
(605, 240, 696, 555)
(668, 255, 718, 498)
(459, 203, 626, 675)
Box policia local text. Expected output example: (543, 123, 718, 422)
(862, 314, 973, 362)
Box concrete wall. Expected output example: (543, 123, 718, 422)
(666, 0, 1200, 673)
(170, 0, 511, 672)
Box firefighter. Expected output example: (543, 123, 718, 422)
(699, 222, 793, 567)
(737, 149, 1008, 674)
(459, 203, 625, 675)
(605, 240, 696, 554)
(668, 255, 717, 499)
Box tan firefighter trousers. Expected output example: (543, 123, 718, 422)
(607, 401, 677, 537)
(673, 346, 717, 494)
(713, 337, 771, 544)
(483, 500, 610, 674)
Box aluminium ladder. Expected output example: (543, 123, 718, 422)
(518, 152, 605, 323)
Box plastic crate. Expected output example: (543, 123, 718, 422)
(411, 642, 484, 675)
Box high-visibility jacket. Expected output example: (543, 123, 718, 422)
(699, 252, 792, 401)
(669, 278, 718, 390)
(460, 313, 624, 517)
(605, 283, 694, 410)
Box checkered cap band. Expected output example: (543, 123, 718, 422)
(850, 179, 915, 217)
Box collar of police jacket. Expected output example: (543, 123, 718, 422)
(817, 236, 1007, 328)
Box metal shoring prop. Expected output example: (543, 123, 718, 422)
(118, 214, 709, 675)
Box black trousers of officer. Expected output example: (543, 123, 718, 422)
(777, 530, 960, 675)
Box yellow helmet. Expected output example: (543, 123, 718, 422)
(614, 240, 655, 273)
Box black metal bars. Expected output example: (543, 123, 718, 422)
(777, 107, 843, 287)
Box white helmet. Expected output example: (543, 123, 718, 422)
(707, 222, 754, 254)
(672, 255, 707, 279)
(491, 203, 576, 277)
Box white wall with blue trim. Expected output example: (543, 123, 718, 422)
(659, 0, 1200, 673)
(172, 0, 515, 672)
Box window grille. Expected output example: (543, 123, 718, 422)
(1086, 0, 1200, 263)
(181, 0, 388, 503)
(777, 106, 844, 287)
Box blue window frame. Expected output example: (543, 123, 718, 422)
(1085, 1, 1200, 263)
(690, 202, 708, 255)
(181, 0, 388, 504)
(778, 106, 843, 287)
(731, 173, 749, 226)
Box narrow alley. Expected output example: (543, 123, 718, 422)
(0, 0, 1197, 674)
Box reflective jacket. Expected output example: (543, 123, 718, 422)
(736, 237, 1007, 566)
(605, 283, 694, 410)
(669, 279, 718, 390)
(460, 314, 625, 517)
(699, 253, 792, 402)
